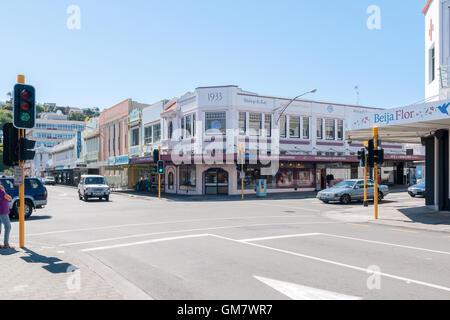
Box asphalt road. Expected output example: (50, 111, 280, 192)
(9, 186, 450, 300)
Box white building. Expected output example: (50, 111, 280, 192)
(424, 0, 450, 101)
(129, 86, 423, 196)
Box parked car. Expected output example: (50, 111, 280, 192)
(408, 180, 425, 197)
(317, 179, 390, 204)
(43, 176, 56, 186)
(0, 177, 48, 219)
(78, 175, 110, 201)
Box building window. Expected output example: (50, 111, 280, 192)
(430, 47, 435, 83)
(302, 117, 310, 139)
(179, 165, 196, 191)
(239, 112, 246, 136)
(289, 116, 300, 138)
(249, 113, 262, 136)
(265, 114, 272, 137)
(181, 117, 185, 139)
(168, 172, 174, 190)
(317, 119, 323, 139)
(131, 127, 140, 147)
(325, 119, 335, 140)
(205, 112, 226, 135)
(192, 114, 196, 137)
(168, 121, 173, 139)
(280, 116, 287, 138)
(144, 126, 152, 144)
(153, 123, 161, 143)
(337, 120, 344, 140)
(185, 115, 192, 138)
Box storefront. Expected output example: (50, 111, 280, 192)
(104, 155, 130, 189)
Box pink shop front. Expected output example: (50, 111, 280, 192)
(239, 155, 360, 193)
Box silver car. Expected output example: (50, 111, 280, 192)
(408, 180, 425, 197)
(317, 179, 389, 204)
(78, 175, 110, 202)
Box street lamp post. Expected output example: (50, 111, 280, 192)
(275, 89, 317, 125)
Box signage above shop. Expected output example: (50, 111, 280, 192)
(108, 155, 129, 166)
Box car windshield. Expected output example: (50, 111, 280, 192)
(334, 181, 355, 188)
(85, 177, 106, 185)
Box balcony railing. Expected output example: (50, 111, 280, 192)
(440, 65, 449, 89)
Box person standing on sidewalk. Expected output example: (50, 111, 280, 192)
(0, 185, 13, 249)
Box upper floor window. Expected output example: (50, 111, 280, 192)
(185, 115, 192, 138)
(280, 116, 287, 138)
(317, 118, 323, 140)
(289, 116, 300, 138)
(249, 113, 262, 136)
(153, 123, 161, 143)
(131, 127, 140, 147)
(264, 114, 272, 137)
(302, 117, 310, 139)
(337, 120, 344, 140)
(144, 126, 152, 144)
(430, 47, 436, 83)
(205, 112, 226, 135)
(168, 121, 173, 139)
(239, 112, 246, 136)
(325, 119, 335, 140)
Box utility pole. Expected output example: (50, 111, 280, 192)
(158, 146, 161, 200)
(363, 141, 368, 208)
(17, 74, 26, 248)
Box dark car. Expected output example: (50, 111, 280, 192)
(0, 177, 48, 219)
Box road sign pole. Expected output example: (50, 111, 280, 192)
(240, 143, 244, 200)
(373, 127, 379, 220)
(18, 75, 25, 248)
(158, 146, 161, 200)
(363, 141, 368, 207)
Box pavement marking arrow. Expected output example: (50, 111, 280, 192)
(254, 276, 361, 300)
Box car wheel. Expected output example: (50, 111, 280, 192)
(84, 195, 89, 202)
(340, 194, 351, 205)
(104, 196, 109, 202)
(12, 201, 33, 219)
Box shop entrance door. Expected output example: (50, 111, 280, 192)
(396, 163, 404, 185)
(320, 169, 327, 190)
(205, 169, 229, 195)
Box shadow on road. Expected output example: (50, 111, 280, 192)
(10, 215, 52, 223)
(0, 247, 19, 256)
(397, 206, 450, 226)
(20, 248, 79, 274)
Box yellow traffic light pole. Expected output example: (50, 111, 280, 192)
(239, 143, 244, 200)
(17, 75, 26, 248)
(158, 146, 161, 200)
(373, 126, 379, 220)
(363, 141, 368, 207)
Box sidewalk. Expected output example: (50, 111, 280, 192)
(0, 243, 152, 300)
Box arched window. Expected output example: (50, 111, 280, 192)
(168, 172, 174, 190)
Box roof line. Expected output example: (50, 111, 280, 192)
(422, 0, 433, 15)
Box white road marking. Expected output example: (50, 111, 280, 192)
(68, 222, 339, 247)
(81, 234, 210, 252)
(211, 234, 450, 293)
(240, 233, 321, 243)
(241, 233, 450, 256)
(254, 276, 361, 300)
(250, 202, 321, 213)
(24, 215, 317, 237)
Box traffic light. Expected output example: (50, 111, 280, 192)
(374, 149, 385, 166)
(2, 123, 19, 166)
(157, 160, 165, 174)
(19, 138, 36, 161)
(153, 149, 160, 163)
(357, 149, 366, 167)
(13, 84, 36, 129)
(367, 139, 375, 167)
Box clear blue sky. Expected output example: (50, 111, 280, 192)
(0, 0, 426, 110)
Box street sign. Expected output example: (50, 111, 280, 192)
(14, 166, 23, 186)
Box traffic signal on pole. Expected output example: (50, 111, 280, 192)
(367, 139, 375, 167)
(374, 148, 385, 166)
(19, 138, 36, 161)
(157, 160, 165, 175)
(153, 149, 160, 163)
(2, 123, 19, 166)
(13, 84, 36, 129)
(357, 149, 366, 167)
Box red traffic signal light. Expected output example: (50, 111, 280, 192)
(21, 101, 31, 111)
(21, 89, 31, 100)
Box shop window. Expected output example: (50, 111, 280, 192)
(302, 117, 310, 139)
(131, 127, 139, 147)
(205, 112, 226, 135)
(280, 116, 287, 138)
(239, 112, 246, 136)
(237, 167, 260, 190)
(277, 170, 294, 187)
(289, 116, 300, 138)
(179, 165, 196, 191)
(249, 113, 262, 136)
(325, 119, 336, 140)
(265, 114, 272, 137)
(168, 172, 174, 190)
(337, 120, 344, 140)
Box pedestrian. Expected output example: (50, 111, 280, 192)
(0, 184, 13, 249)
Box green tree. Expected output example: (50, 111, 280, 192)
(68, 112, 86, 121)
(0, 109, 12, 130)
